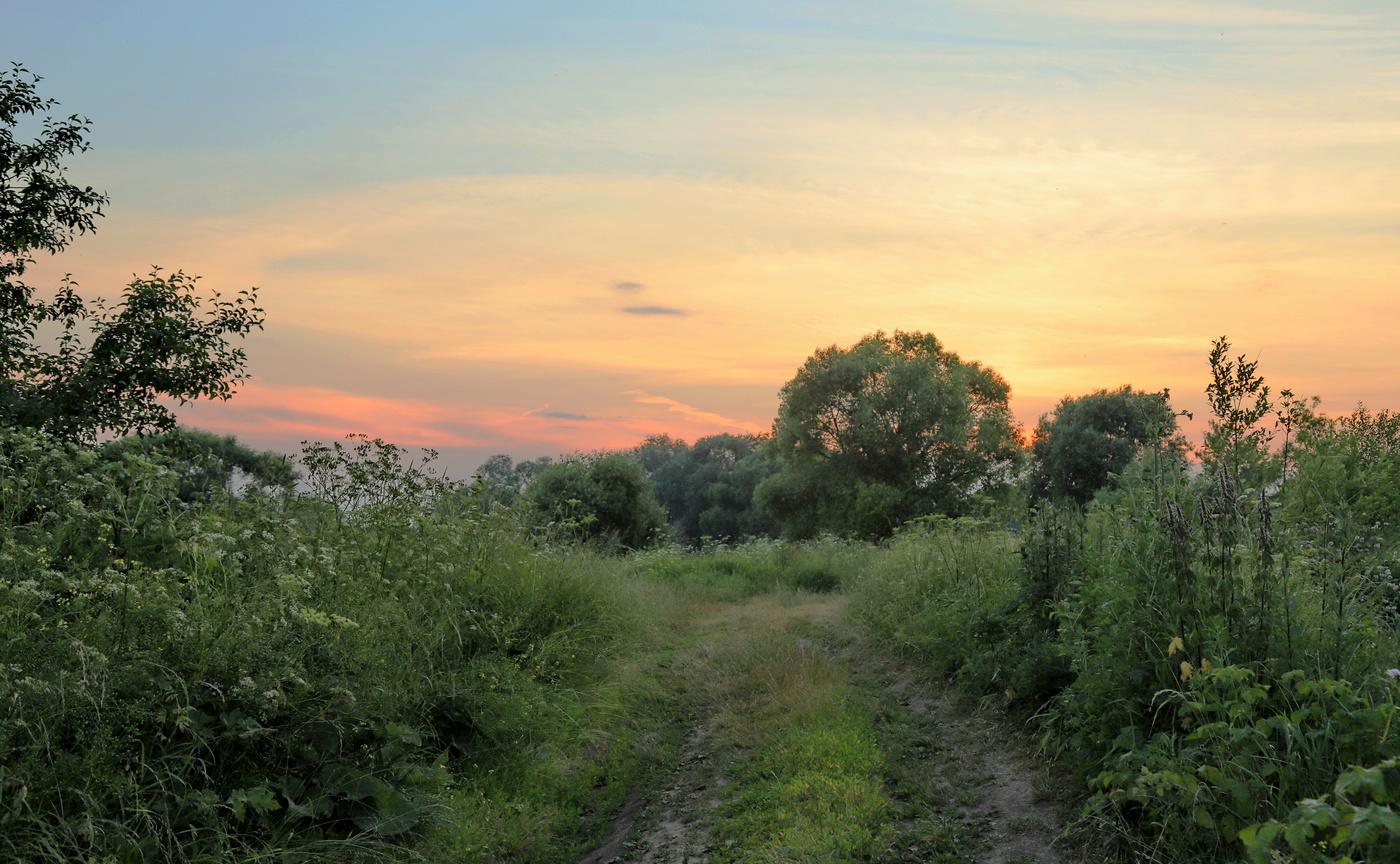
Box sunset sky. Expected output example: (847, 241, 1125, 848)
(7, 1, 1399, 476)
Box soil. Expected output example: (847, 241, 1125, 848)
(890, 675, 1068, 864)
(576, 596, 1076, 864)
(577, 719, 723, 864)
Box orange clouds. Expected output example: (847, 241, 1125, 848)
(22, 1, 1399, 478)
(625, 391, 768, 436)
(175, 379, 773, 464)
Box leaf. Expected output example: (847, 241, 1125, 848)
(228, 786, 281, 820)
(1336, 765, 1387, 803)
(352, 788, 421, 836)
(1193, 807, 1216, 831)
(320, 765, 391, 801)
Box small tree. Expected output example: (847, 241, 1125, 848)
(1027, 386, 1180, 505)
(525, 453, 667, 550)
(0, 64, 262, 442)
(1201, 336, 1273, 485)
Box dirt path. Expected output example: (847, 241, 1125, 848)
(577, 592, 1075, 864)
(577, 718, 722, 864)
(883, 667, 1069, 864)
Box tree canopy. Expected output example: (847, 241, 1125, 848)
(102, 427, 297, 500)
(470, 453, 556, 507)
(0, 64, 262, 442)
(636, 433, 779, 544)
(524, 453, 667, 550)
(1027, 386, 1179, 504)
(756, 330, 1021, 538)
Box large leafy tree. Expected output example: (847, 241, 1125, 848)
(1, 64, 262, 442)
(1027, 386, 1179, 504)
(756, 330, 1021, 538)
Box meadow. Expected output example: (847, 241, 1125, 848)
(5, 386, 1400, 863)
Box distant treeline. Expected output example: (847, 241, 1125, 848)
(471, 332, 1184, 549)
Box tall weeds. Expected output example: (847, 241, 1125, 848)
(849, 346, 1400, 863)
(0, 429, 670, 863)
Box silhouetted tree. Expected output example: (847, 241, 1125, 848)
(756, 330, 1021, 538)
(1028, 386, 1178, 504)
(0, 64, 262, 442)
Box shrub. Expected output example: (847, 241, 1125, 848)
(524, 453, 668, 551)
(0, 428, 661, 862)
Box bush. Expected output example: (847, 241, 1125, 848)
(0, 428, 666, 862)
(524, 453, 668, 551)
(848, 342, 1400, 862)
(635, 536, 870, 601)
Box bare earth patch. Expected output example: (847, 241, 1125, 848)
(891, 673, 1070, 864)
(577, 593, 1078, 864)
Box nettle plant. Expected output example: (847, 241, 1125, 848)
(1088, 663, 1399, 860)
(1015, 339, 1400, 860)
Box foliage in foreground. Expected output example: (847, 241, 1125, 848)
(849, 340, 1400, 863)
(0, 428, 675, 863)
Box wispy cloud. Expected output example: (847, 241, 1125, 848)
(55, 0, 1396, 468)
(174, 380, 491, 448)
(173, 380, 774, 474)
(529, 408, 594, 421)
(623, 305, 687, 316)
(1057, 1, 1361, 27)
(625, 390, 766, 435)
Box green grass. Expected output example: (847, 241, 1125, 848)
(0, 429, 690, 863)
(678, 596, 891, 863)
(634, 537, 871, 601)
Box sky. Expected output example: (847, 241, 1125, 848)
(6, 1, 1399, 477)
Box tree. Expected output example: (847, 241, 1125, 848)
(524, 453, 667, 550)
(0, 64, 262, 442)
(102, 426, 297, 500)
(0, 64, 106, 283)
(638, 433, 779, 544)
(756, 330, 1021, 538)
(631, 433, 689, 475)
(469, 453, 554, 506)
(1027, 386, 1179, 505)
(1201, 336, 1274, 486)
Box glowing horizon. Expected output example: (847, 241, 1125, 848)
(8, 1, 1399, 474)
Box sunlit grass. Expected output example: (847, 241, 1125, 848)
(684, 595, 892, 863)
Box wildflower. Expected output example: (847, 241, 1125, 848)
(1386, 669, 1400, 679)
(1179, 661, 1194, 681)
(1167, 636, 1185, 656)
(1200, 659, 1214, 673)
